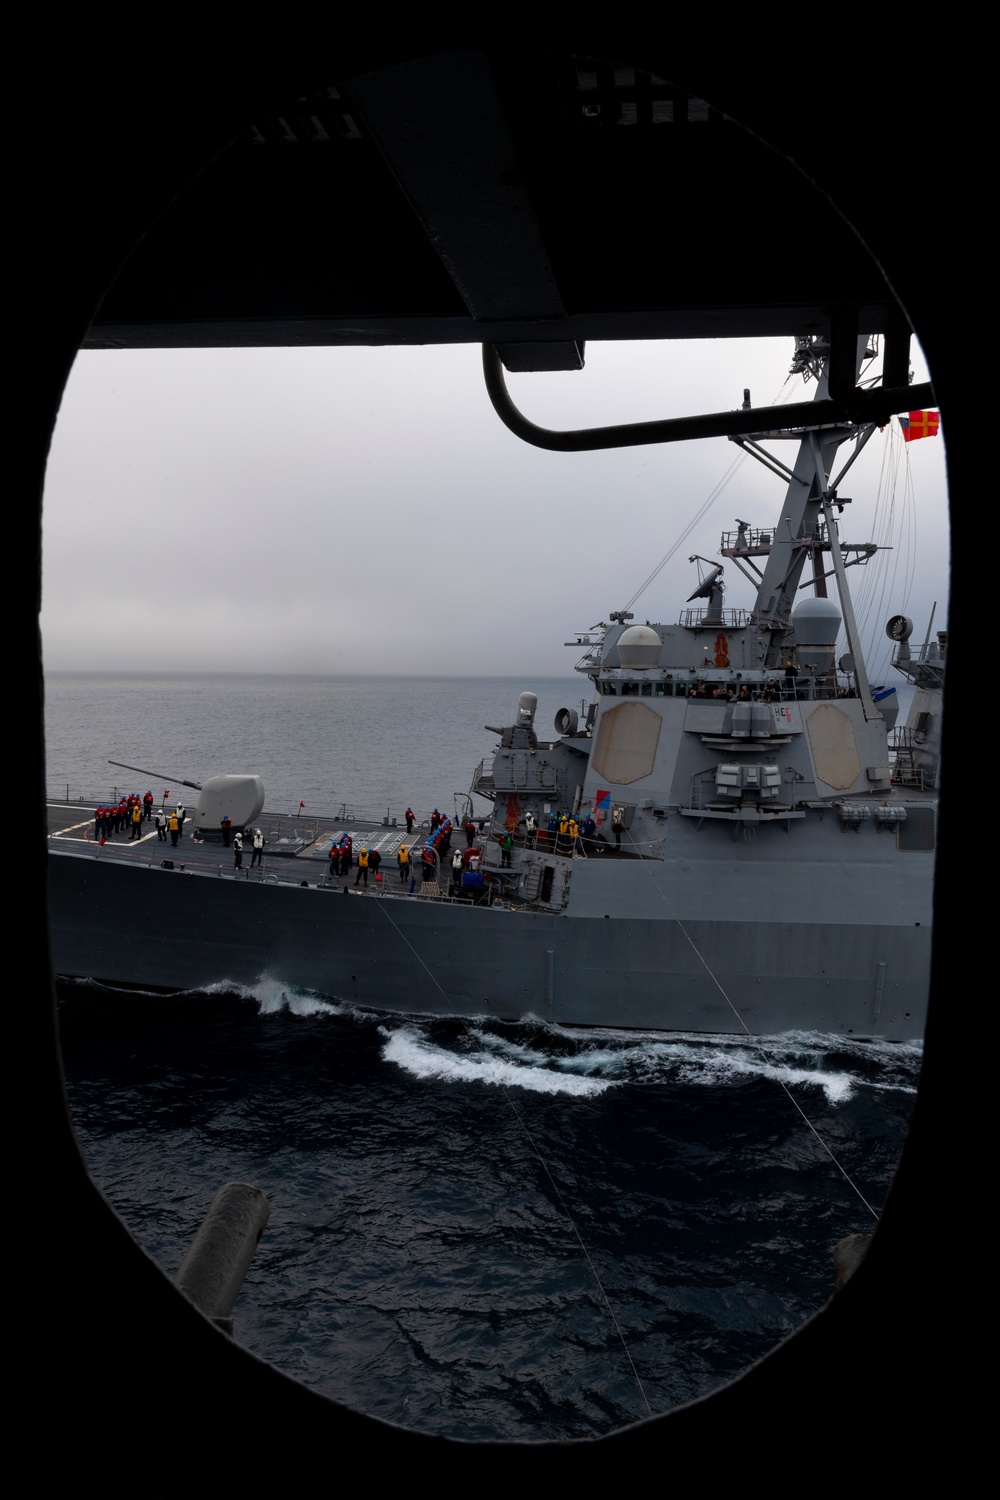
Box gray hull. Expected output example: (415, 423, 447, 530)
(48, 846, 930, 1039)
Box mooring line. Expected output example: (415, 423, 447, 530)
(372, 891, 454, 1002)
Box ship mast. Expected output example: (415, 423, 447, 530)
(729, 335, 882, 716)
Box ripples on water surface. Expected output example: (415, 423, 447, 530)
(59, 979, 919, 1440)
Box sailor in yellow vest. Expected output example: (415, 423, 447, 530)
(355, 847, 370, 887)
(397, 844, 410, 884)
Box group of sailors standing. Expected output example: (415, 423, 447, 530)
(511, 808, 606, 856)
(94, 792, 189, 847)
(326, 799, 629, 902)
(219, 816, 265, 869)
(327, 804, 491, 896)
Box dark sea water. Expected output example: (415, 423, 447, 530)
(47, 673, 922, 1440)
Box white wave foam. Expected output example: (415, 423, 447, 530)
(521, 1023, 921, 1102)
(193, 975, 345, 1018)
(381, 1027, 615, 1096)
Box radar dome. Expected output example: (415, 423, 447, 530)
(792, 598, 841, 671)
(618, 624, 661, 668)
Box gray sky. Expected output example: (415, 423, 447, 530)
(41, 336, 948, 680)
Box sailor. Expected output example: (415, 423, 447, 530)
(524, 810, 536, 848)
(612, 805, 625, 851)
(397, 844, 410, 883)
(233, 830, 243, 870)
(221, 814, 232, 847)
(169, 810, 180, 847)
(355, 847, 370, 887)
(177, 803, 186, 837)
(464, 818, 476, 847)
(143, 790, 154, 821)
(251, 828, 265, 867)
(430, 809, 441, 833)
(581, 812, 596, 853)
(155, 809, 168, 842)
(500, 830, 513, 868)
(369, 847, 382, 880)
(130, 802, 142, 839)
(405, 807, 415, 833)
(451, 848, 464, 888)
(421, 845, 435, 883)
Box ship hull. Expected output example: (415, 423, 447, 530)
(48, 848, 930, 1039)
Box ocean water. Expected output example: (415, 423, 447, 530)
(44, 671, 585, 817)
(47, 673, 921, 1440)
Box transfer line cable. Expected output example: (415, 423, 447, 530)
(621, 374, 796, 617)
(371, 891, 653, 1411)
(623, 825, 880, 1224)
(499, 1080, 653, 1419)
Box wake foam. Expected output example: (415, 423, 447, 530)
(380, 1026, 615, 1096)
(382, 1020, 920, 1104)
(194, 975, 348, 1018)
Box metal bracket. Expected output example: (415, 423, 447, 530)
(482, 343, 934, 452)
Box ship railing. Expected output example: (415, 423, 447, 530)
(48, 784, 96, 806)
(678, 607, 751, 628)
(720, 527, 774, 553)
(52, 789, 426, 832)
(469, 759, 496, 800)
(487, 818, 662, 861)
(888, 728, 932, 789)
(683, 678, 861, 703)
(48, 786, 187, 809)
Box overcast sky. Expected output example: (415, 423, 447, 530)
(41, 336, 949, 681)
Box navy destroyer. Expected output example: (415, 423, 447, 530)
(47, 337, 941, 1039)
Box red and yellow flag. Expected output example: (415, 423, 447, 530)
(899, 410, 940, 442)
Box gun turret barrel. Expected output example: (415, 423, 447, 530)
(108, 760, 202, 791)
